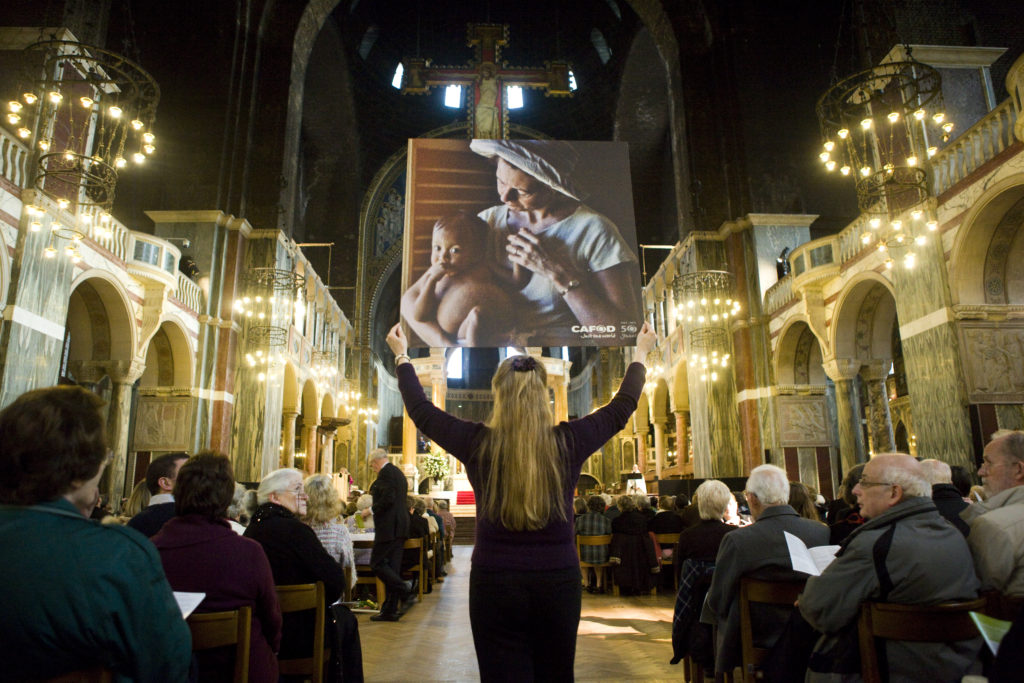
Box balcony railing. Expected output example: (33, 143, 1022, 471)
(0, 127, 29, 189)
(174, 272, 204, 314)
(930, 98, 1018, 197)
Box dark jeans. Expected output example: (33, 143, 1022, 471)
(469, 565, 582, 682)
(370, 537, 406, 616)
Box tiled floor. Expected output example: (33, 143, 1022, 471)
(357, 546, 683, 682)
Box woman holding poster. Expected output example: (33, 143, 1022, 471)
(468, 139, 642, 346)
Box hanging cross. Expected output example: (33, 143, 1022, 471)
(402, 23, 572, 140)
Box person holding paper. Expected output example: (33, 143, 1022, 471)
(799, 453, 981, 682)
(0, 386, 191, 682)
(701, 464, 829, 676)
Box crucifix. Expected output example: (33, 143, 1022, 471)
(402, 23, 572, 139)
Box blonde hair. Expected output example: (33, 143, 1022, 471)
(124, 480, 151, 517)
(303, 474, 342, 524)
(478, 355, 565, 531)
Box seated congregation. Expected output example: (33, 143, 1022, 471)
(0, 385, 452, 682)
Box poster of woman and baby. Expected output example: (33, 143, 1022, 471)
(400, 138, 644, 348)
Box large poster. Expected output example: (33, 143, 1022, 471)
(401, 138, 643, 348)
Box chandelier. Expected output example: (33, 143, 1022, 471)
(312, 350, 339, 392)
(234, 268, 305, 381)
(7, 39, 159, 211)
(672, 270, 739, 383)
(816, 48, 952, 269)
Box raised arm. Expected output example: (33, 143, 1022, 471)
(400, 264, 455, 347)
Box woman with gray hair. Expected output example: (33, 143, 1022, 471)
(670, 480, 739, 667)
(244, 468, 346, 660)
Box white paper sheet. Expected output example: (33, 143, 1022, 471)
(785, 531, 840, 576)
(173, 591, 205, 619)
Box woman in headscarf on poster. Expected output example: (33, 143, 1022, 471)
(469, 139, 642, 346)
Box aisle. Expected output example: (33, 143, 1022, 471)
(356, 546, 681, 682)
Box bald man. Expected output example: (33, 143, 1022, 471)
(800, 454, 979, 682)
(960, 431, 1024, 597)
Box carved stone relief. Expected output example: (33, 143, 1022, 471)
(959, 322, 1024, 402)
(133, 396, 193, 451)
(778, 395, 832, 446)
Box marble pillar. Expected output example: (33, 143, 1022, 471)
(653, 418, 667, 478)
(302, 418, 318, 474)
(282, 411, 299, 468)
(861, 361, 895, 455)
(553, 377, 569, 424)
(403, 411, 417, 468)
(823, 359, 867, 470)
(675, 411, 690, 466)
(105, 360, 145, 508)
(319, 427, 336, 473)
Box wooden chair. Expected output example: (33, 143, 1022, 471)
(857, 598, 986, 683)
(738, 577, 806, 683)
(353, 539, 385, 606)
(186, 606, 252, 683)
(655, 532, 681, 589)
(981, 589, 1024, 621)
(402, 536, 427, 600)
(39, 668, 113, 683)
(576, 533, 616, 596)
(276, 582, 330, 683)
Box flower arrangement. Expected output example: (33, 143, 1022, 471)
(422, 449, 450, 481)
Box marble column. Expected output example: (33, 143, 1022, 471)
(674, 411, 690, 466)
(652, 418, 667, 478)
(302, 418, 318, 474)
(861, 361, 896, 456)
(282, 411, 299, 468)
(823, 358, 867, 471)
(319, 427, 337, 473)
(553, 376, 569, 424)
(403, 411, 417, 469)
(105, 360, 146, 508)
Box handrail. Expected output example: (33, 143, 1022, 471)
(175, 272, 204, 314)
(0, 127, 29, 189)
(930, 99, 1017, 197)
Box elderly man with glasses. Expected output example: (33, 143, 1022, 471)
(799, 453, 980, 682)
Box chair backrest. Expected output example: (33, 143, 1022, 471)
(187, 606, 252, 683)
(738, 577, 806, 682)
(276, 582, 327, 683)
(576, 533, 612, 556)
(981, 589, 1024, 622)
(654, 532, 680, 547)
(39, 667, 113, 683)
(857, 598, 986, 683)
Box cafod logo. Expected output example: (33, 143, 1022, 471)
(572, 324, 616, 334)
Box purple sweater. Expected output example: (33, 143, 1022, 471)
(398, 361, 645, 571)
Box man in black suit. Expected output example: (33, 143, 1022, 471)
(127, 452, 188, 537)
(368, 449, 415, 621)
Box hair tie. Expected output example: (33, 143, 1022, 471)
(510, 356, 538, 372)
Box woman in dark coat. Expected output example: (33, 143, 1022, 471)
(609, 495, 659, 595)
(670, 479, 737, 667)
(244, 467, 347, 660)
(154, 452, 282, 683)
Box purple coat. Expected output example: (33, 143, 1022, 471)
(153, 515, 282, 683)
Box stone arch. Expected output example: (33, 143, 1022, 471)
(671, 360, 689, 412)
(578, 473, 600, 494)
(301, 378, 319, 425)
(321, 391, 335, 419)
(652, 377, 671, 422)
(622, 439, 637, 471)
(775, 318, 826, 386)
(66, 273, 136, 367)
(282, 362, 299, 413)
(140, 319, 194, 388)
(948, 175, 1024, 305)
(831, 273, 898, 362)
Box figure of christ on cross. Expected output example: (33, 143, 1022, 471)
(402, 23, 572, 140)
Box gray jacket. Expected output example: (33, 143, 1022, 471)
(701, 504, 830, 672)
(960, 485, 1024, 596)
(800, 496, 981, 683)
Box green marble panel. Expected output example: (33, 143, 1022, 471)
(995, 404, 1024, 431)
(900, 323, 973, 467)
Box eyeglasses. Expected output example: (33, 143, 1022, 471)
(278, 486, 308, 499)
(857, 477, 895, 488)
